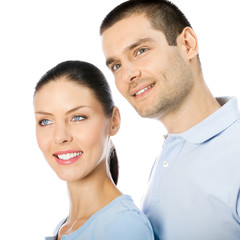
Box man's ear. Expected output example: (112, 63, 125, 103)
(109, 106, 121, 136)
(177, 27, 199, 60)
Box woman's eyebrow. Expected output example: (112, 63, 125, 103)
(65, 105, 92, 115)
(35, 111, 53, 116)
(35, 106, 92, 116)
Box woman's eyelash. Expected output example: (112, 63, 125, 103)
(39, 119, 52, 126)
(37, 115, 87, 126)
(72, 115, 86, 121)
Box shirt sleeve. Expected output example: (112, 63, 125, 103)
(103, 210, 154, 240)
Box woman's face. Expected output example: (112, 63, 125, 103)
(34, 78, 119, 182)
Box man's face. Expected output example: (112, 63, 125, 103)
(102, 14, 194, 120)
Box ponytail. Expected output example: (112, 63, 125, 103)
(109, 143, 119, 185)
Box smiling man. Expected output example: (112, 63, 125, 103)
(100, 0, 240, 239)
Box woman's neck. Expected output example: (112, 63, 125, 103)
(57, 161, 122, 239)
(66, 162, 122, 222)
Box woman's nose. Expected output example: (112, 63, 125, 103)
(54, 124, 73, 144)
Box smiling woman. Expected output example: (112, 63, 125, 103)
(33, 60, 154, 240)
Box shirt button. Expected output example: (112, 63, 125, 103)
(163, 161, 169, 168)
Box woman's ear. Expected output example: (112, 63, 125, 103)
(177, 27, 199, 60)
(109, 106, 121, 136)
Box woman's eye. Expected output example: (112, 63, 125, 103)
(136, 48, 148, 56)
(72, 115, 86, 122)
(112, 63, 121, 72)
(39, 119, 52, 126)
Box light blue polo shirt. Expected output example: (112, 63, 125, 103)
(141, 97, 240, 240)
(45, 195, 154, 240)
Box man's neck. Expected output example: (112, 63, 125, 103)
(160, 82, 221, 134)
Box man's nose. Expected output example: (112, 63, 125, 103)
(121, 62, 141, 83)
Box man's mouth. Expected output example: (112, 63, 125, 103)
(133, 83, 155, 97)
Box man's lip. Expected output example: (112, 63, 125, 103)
(129, 82, 155, 97)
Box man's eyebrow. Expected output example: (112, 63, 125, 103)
(125, 38, 153, 52)
(35, 105, 91, 116)
(106, 58, 115, 68)
(106, 38, 153, 68)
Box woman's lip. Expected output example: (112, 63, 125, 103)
(53, 150, 83, 166)
(53, 151, 83, 165)
(54, 150, 81, 155)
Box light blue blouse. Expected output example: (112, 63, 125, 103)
(142, 97, 240, 240)
(45, 195, 154, 240)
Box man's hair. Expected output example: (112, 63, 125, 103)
(100, 0, 192, 46)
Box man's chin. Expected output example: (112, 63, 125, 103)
(135, 104, 166, 120)
(135, 107, 158, 119)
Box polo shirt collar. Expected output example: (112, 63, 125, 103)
(169, 97, 240, 144)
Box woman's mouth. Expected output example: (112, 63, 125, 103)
(56, 152, 82, 160)
(53, 151, 83, 165)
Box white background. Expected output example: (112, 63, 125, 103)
(0, 0, 239, 239)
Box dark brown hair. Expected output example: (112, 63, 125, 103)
(100, 0, 192, 46)
(35, 60, 119, 185)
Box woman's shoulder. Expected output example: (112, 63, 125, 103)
(46, 195, 154, 240)
(108, 195, 148, 217)
(100, 195, 154, 240)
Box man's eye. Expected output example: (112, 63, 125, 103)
(72, 115, 86, 122)
(112, 63, 121, 72)
(136, 48, 148, 56)
(39, 119, 52, 126)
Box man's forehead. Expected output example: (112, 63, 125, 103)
(102, 16, 165, 58)
(101, 15, 154, 50)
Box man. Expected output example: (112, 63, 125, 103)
(100, 0, 240, 240)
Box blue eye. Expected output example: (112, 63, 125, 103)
(39, 119, 52, 126)
(112, 63, 121, 72)
(72, 115, 86, 122)
(136, 48, 148, 56)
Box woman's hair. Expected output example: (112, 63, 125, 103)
(34, 60, 119, 185)
(100, 0, 192, 46)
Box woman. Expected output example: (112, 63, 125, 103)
(34, 60, 154, 240)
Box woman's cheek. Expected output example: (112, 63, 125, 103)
(36, 128, 52, 155)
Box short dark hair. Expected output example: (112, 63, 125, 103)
(100, 0, 192, 46)
(34, 60, 119, 185)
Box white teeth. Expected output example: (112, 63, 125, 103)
(135, 84, 155, 96)
(57, 152, 82, 161)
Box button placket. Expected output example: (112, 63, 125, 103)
(151, 136, 185, 200)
